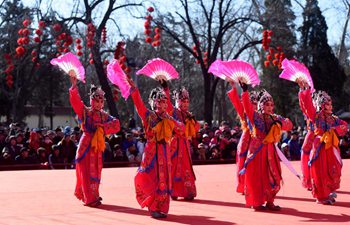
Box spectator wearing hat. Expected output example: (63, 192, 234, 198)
(288, 131, 301, 160)
(121, 133, 136, 154)
(112, 144, 127, 162)
(281, 143, 291, 160)
(36, 147, 49, 168)
(48, 144, 64, 169)
(6, 135, 21, 160)
(58, 126, 77, 167)
(53, 127, 63, 144)
(197, 143, 207, 160)
(15, 147, 33, 164)
(1, 147, 14, 165)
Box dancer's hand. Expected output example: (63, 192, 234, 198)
(70, 73, 77, 88)
(158, 78, 168, 90)
(239, 81, 248, 92)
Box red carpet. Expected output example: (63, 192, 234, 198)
(0, 160, 349, 225)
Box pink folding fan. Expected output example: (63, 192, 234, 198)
(279, 58, 314, 91)
(50, 52, 85, 83)
(107, 59, 131, 99)
(208, 59, 260, 87)
(136, 58, 179, 81)
(207, 60, 227, 80)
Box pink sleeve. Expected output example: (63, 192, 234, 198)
(103, 116, 120, 135)
(227, 87, 244, 120)
(281, 117, 293, 131)
(69, 87, 85, 120)
(333, 119, 348, 137)
(164, 87, 174, 114)
(130, 88, 148, 122)
(300, 89, 316, 121)
(242, 91, 254, 125)
(298, 90, 307, 116)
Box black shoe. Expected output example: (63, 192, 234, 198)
(171, 196, 178, 200)
(184, 197, 194, 201)
(266, 203, 281, 211)
(98, 197, 103, 201)
(150, 211, 166, 219)
(86, 199, 101, 207)
(252, 205, 266, 211)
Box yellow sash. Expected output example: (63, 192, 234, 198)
(91, 126, 106, 153)
(185, 118, 196, 138)
(152, 118, 175, 143)
(320, 129, 339, 149)
(263, 123, 282, 144)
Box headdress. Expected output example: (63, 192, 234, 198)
(148, 87, 167, 110)
(312, 90, 331, 111)
(173, 86, 189, 101)
(249, 91, 259, 104)
(89, 85, 105, 100)
(257, 89, 273, 111)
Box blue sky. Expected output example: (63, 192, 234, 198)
(22, 0, 348, 46)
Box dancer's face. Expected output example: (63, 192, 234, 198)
(178, 98, 189, 111)
(262, 100, 274, 115)
(323, 101, 333, 114)
(91, 98, 104, 111)
(155, 99, 168, 113)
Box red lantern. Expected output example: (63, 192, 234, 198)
(266, 54, 272, 61)
(89, 59, 94, 64)
(31, 50, 37, 57)
(145, 37, 152, 43)
(75, 38, 81, 44)
(22, 19, 31, 27)
(144, 29, 151, 35)
(39, 21, 46, 28)
(35, 29, 43, 36)
(53, 23, 61, 32)
(32, 57, 37, 62)
(76, 45, 82, 50)
(277, 46, 282, 51)
(103, 60, 109, 65)
(77, 51, 83, 56)
(34, 36, 41, 43)
(264, 61, 270, 67)
(274, 53, 279, 59)
(154, 34, 160, 40)
(268, 30, 274, 36)
(269, 48, 274, 54)
(22, 29, 30, 36)
(144, 21, 150, 28)
(146, 15, 153, 20)
(154, 27, 161, 33)
(272, 59, 278, 66)
(147, 7, 154, 12)
(15, 46, 25, 56)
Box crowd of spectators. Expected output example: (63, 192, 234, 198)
(1, 120, 350, 170)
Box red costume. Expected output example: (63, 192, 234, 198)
(227, 87, 252, 194)
(130, 87, 184, 216)
(241, 90, 293, 209)
(69, 86, 120, 206)
(165, 87, 199, 200)
(299, 89, 347, 203)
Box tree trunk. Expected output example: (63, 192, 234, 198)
(92, 45, 119, 118)
(203, 73, 214, 125)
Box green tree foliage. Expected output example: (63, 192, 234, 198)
(299, 0, 348, 111)
(260, 0, 299, 121)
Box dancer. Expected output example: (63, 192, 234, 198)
(296, 80, 315, 190)
(127, 78, 184, 218)
(240, 82, 293, 210)
(69, 74, 120, 207)
(160, 81, 199, 200)
(298, 81, 347, 204)
(227, 80, 257, 194)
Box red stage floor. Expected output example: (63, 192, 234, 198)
(0, 160, 349, 225)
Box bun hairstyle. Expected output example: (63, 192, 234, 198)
(148, 87, 167, 110)
(89, 84, 105, 100)
(173, 86, 189, 101)
(257, 89, 273, 112)
(312, 90, 331, 112)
